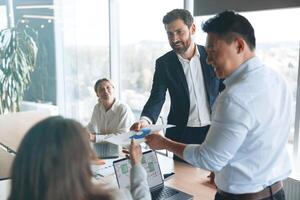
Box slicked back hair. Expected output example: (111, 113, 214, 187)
(163, 9, 194, 28)
(94, 78, 114, 93)
(202, 10, 256, 51)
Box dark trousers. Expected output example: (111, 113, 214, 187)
(214, 189, 286, 200)
(165, 126, 210, 162)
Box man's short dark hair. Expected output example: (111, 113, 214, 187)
(163, 9, 194, 28)
(94, 78, 112, 93)
(202, 10, 256, 50)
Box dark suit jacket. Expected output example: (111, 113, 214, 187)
(141, 45, 224, 132)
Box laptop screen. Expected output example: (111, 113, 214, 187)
(113, 150, 163, 189)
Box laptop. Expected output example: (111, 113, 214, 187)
(93, 142, 119, 159)
(113, 150, 193, 200)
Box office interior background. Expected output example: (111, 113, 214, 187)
(1, 0, 300, 177)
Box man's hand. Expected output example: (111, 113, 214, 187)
(145, 132, 168, 150)
(89, 133, 96, 142)
(130, 119, 149, 131)
(207, 172, 216, 187)
(146, 132, 186, 159)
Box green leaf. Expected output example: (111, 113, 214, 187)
(0, 23, 38, 114)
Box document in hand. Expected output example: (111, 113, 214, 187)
(105, 124, 175, 148)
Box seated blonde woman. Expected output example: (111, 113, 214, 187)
(87, 78, 134, 143)
(8, 116, 151, 200)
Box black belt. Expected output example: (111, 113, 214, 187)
(217, 181, 283, 200)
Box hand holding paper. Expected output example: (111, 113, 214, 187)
(129, 128, 151, 139)
(105, 124, 175, 147)
(129, 124, 176, 139)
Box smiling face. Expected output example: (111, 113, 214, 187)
(165, 19, 195, 55)
(96, 80, 115, 103)
(205, 33, 242, 79)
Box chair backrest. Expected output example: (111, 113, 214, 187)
(0, 111, 50, 151)
(0, 149, 14, 179)
(0, 111, 50, 179)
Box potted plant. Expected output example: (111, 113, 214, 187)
(0, 23, 38, 114)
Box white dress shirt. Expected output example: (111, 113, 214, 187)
(87, 100, 134, 143)
(142, 46, 211, 127)
(177, 46, 211, 127)
(183, 56, 292, 194)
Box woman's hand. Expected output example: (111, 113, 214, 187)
(129, 139, 142, 165)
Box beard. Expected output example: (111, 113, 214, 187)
(170, 35, 192, 55)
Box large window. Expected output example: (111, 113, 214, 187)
(119, 0, 183, 119)
(13, 4, 57, 105)
(56, 0, 110, 124)
(55, 0, 185, 124)
(0, 5, 7, 30)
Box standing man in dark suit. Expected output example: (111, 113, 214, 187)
(131, 9, 223, 161)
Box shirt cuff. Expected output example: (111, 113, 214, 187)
(140, 116, 152, 125)
(183, 144, 200, 164)
(95, 134, 107, 143)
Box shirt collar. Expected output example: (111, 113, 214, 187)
(99, 99, 119, 113)
(176, 44, 199, 63)
(110, 99, 119, 113)
(223, 56, 263, 87)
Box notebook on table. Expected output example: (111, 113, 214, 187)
(113, 150, 193, 200)
(93, 142, 119, 159)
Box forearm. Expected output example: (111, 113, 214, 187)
(95, 133, 114, 143)
(130, 164, 151, 200)
(164, 138, 186, 159)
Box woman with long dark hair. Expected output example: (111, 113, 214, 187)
(9, 116, 150, 200)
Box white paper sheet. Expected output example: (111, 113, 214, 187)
(105, 124, 175, 147)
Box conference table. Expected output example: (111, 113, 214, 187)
(95, 151, 217, 200)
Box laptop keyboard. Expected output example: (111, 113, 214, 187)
(151, 187, 179, 200)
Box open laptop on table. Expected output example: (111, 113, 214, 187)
(113, 150, 193, 200)
(93, 141, 119, 159)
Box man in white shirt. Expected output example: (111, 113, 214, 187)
(87, 78, 134, 143)
(145, 10, 291, 200)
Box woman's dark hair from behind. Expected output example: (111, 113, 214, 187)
(9, 116, 110, 200)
